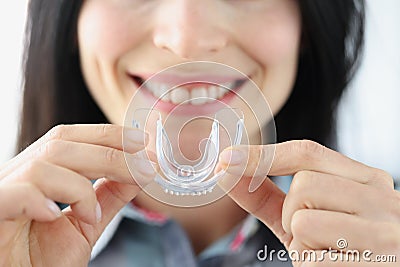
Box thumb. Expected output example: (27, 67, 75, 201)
(216, 146, 292, 249)
(218, 171, 292, 249)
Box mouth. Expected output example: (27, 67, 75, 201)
(129, 74, 248, 114)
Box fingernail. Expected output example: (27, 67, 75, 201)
(214, 164, 222, 175)
(248, 176, 266, 193)
(96, 201, 102, 223)
(217, 172, 239, 192)
(46, 199, 62, 218)
(219, 149, 245, 166)
(126, 154, 157, 187)
(125, 129, 148, 145)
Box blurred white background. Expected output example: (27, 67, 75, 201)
(0, 1, 399, 181)
(0, 1, 27, 163)
(337, 0, 400, 181)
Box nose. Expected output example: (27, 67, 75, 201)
(152, 0, 229, 59)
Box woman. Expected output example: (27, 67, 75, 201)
(0, 0, 398, 266)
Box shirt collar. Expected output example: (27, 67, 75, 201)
(91, 201, 259, 261)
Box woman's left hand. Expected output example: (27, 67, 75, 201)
(216, 140, 400, 266)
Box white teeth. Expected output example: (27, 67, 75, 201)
(153, 84, 167, 98)
(217, 87, 227, 98)
(221, 81, 235, 90)
(207, 86, 219, 103)
(190, 87, 208, 105)
(145, 81, 158, 94)
(170, 88, 190, 104)
(161, 92, 170, 102)
(159, 85, 170, 102)
(145, 81, 237, 105)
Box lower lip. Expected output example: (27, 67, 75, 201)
(133, 81, 246, 116)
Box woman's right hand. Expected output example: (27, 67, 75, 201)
(0, 124, 156, 267)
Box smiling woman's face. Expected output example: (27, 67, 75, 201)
(78, 0, 301, 126)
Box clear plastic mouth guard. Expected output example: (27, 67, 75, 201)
(131, 108, 244, 196)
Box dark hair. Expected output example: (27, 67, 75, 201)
(17, 0, 364, 151)
(275, 0, 365, 147)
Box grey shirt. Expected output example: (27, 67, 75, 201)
(89, 203, 291, 267)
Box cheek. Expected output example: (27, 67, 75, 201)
(250, 27, 300, 66)
(78, 1, 143, 61)
(239, 2, 301, 65)
(237, 4, 301, 113)
(77, 1, 149, 123)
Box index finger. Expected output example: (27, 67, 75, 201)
(218, 140, 393, 190)
(1, 124, 148, 178)
(29, 124, 148, 154)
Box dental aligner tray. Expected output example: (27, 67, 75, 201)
(132, 108, 244, 196)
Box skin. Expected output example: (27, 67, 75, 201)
(77, 0, 301, 253)
(0, 125, 155, 266)
(77, 0, 300, 123)
(0, 1, 398, 267)
(217, 141, 400, 266)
